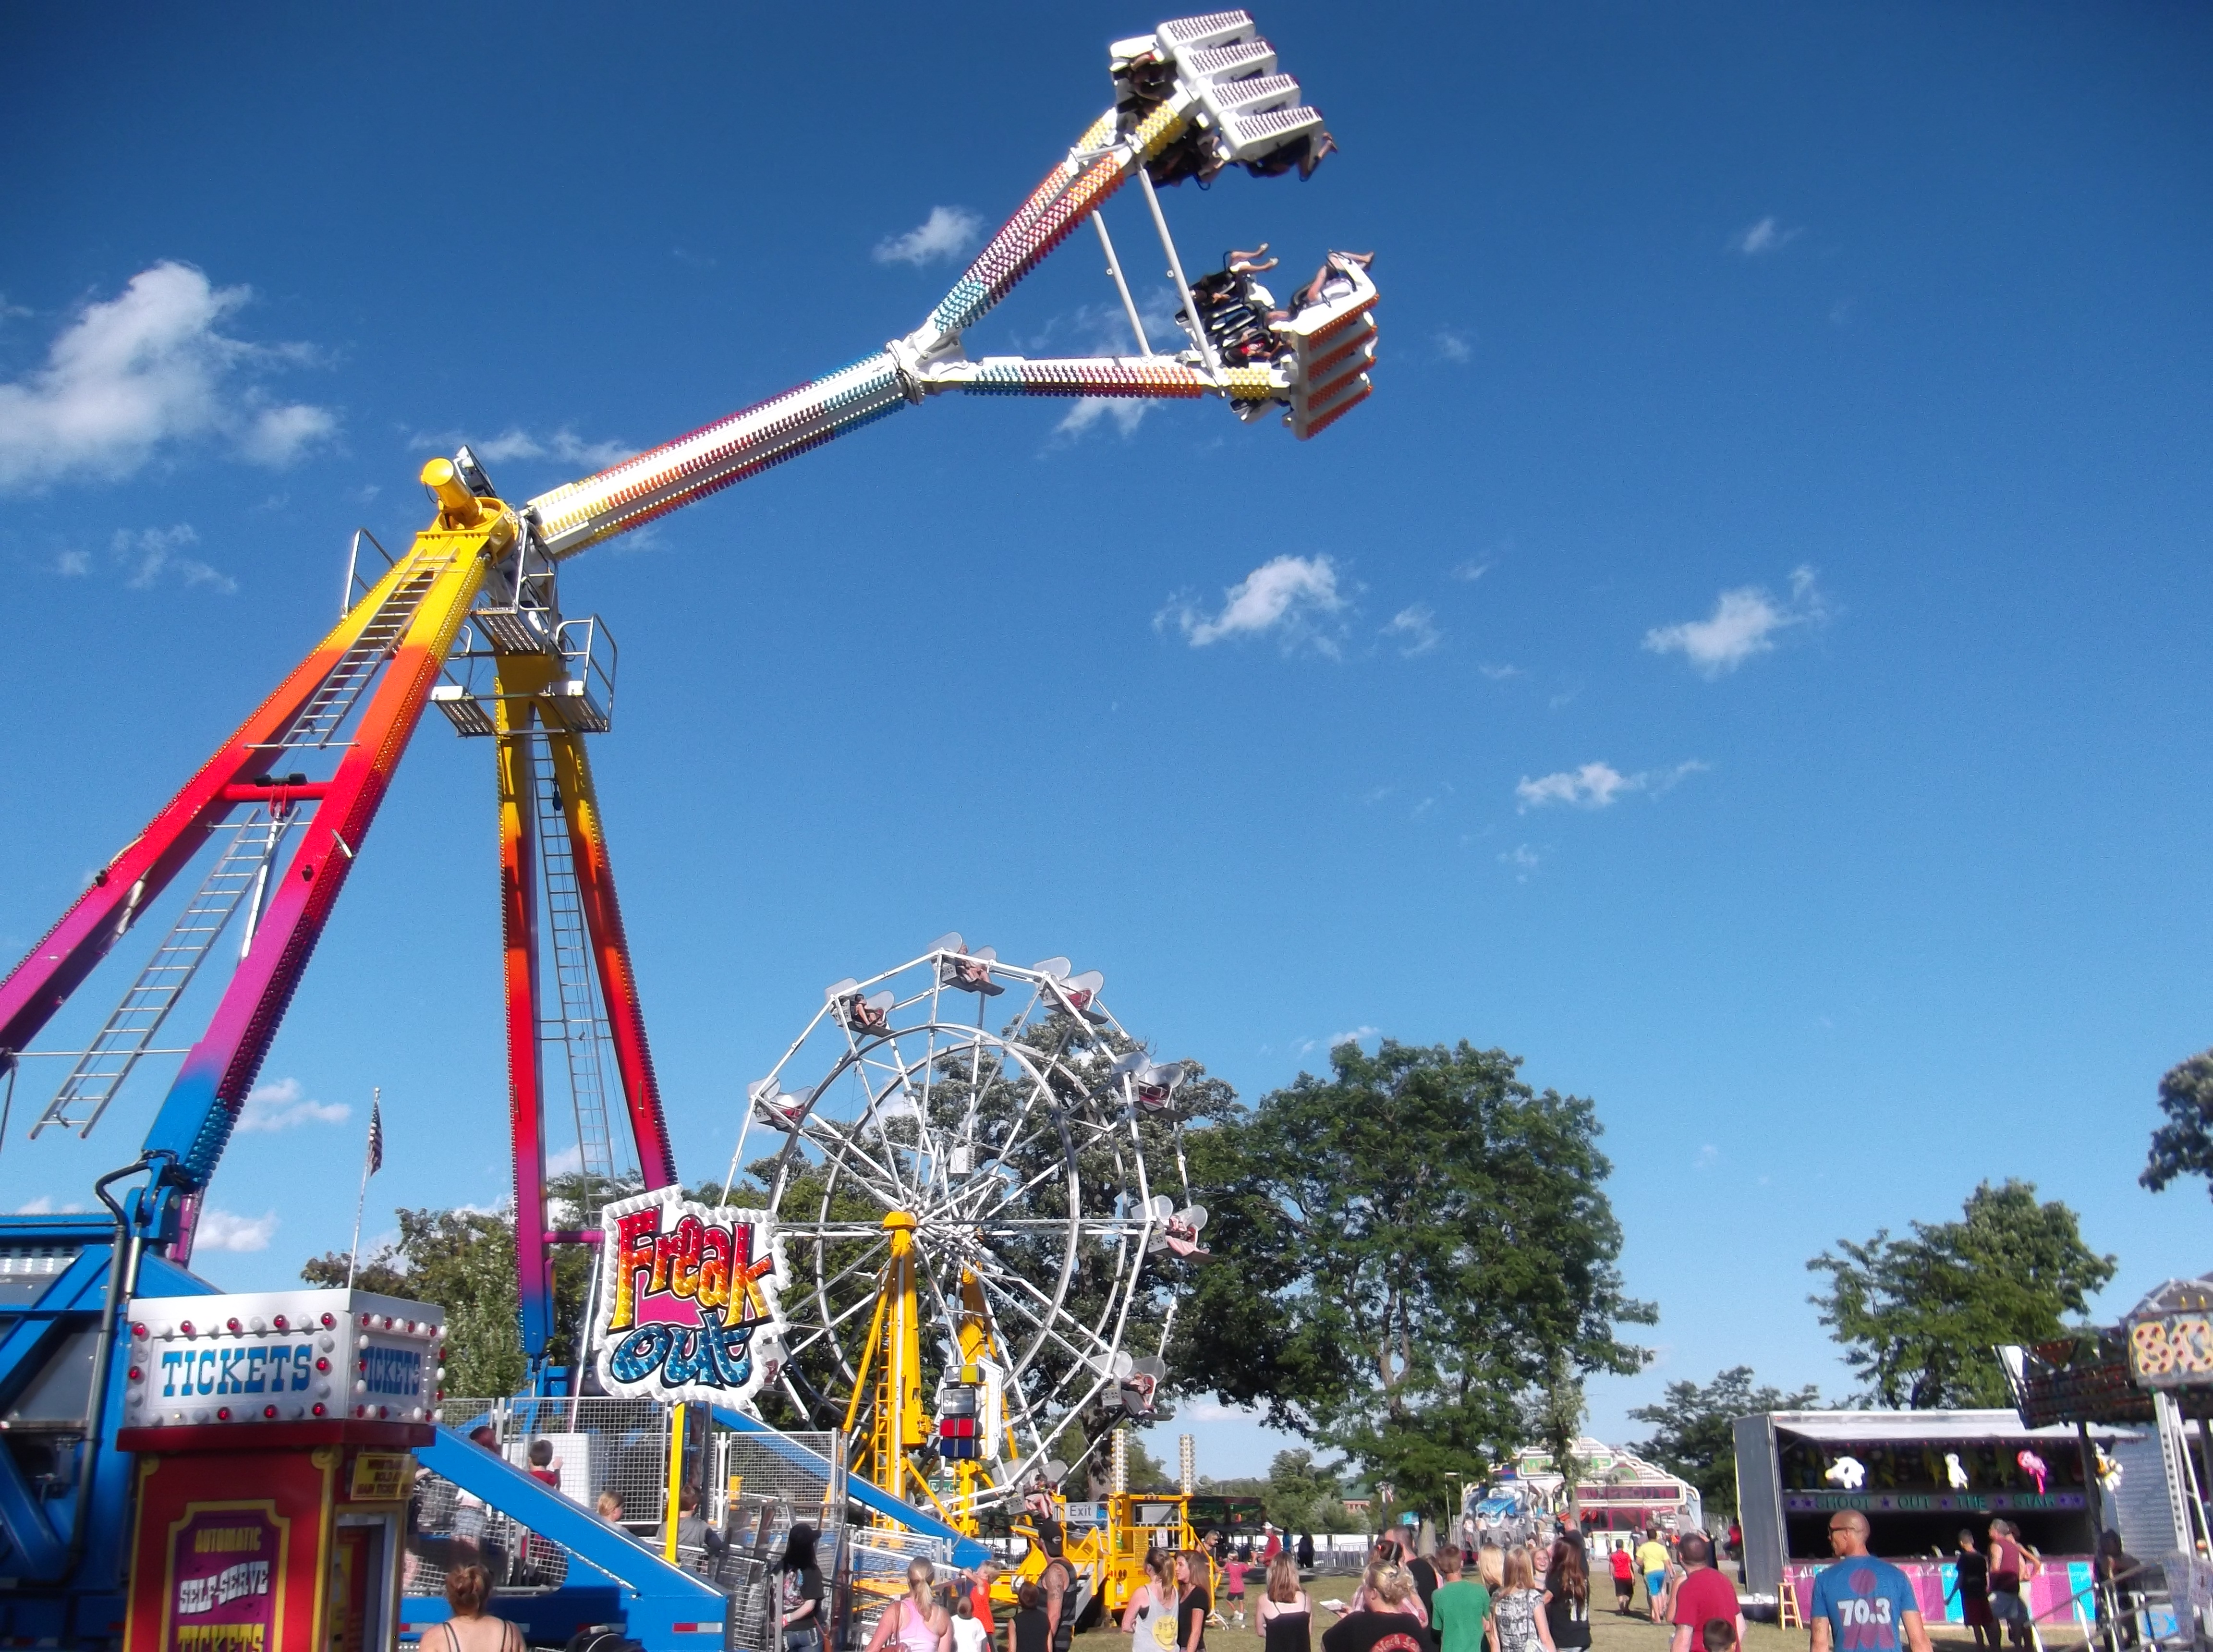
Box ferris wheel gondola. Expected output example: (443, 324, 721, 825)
(717, 936, 1199, 1518)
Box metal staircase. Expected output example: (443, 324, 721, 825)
(31, 812, 291, 1139)
(275, 551, 453, 750)
(531, 734, 619, 1211)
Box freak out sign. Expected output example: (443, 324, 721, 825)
(593, 1189, 788, 1409)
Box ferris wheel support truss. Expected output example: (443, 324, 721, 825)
(0, 6, 1372, 1394)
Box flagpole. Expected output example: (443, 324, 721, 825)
(346, 1085, 378, 1289)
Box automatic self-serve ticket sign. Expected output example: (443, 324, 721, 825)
(122, 1450, 331, 1652)
(169, 1507, 282, 1652)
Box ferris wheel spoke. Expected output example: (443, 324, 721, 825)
(801, 1118, 911, 1210)
(969, 1217, 1149, 1232)
(969, 1263, 1115, 1397)
(960, 1156, 1070, 1229)
(988, 1262, 1118, 1359)
(785, 1278, 887, 1361)
(780, 1222, 903, 1240)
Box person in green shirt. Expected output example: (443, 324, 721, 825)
(1429, 1545, 1491, 1652)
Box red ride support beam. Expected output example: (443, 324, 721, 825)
(546, 731, 676, 1189)
(492, 701, 555, 1357)
(144, 524, 501, 1215)
(0, 555, 433, 1059)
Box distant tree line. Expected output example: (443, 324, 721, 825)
(309, 1023, 2213, 1527)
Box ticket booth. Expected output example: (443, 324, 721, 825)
(115, 1288, 444, 1652)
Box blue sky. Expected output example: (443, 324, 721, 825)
(3, 3, 2211, 1478)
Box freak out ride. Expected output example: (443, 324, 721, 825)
(0, 12, 1377, 1649)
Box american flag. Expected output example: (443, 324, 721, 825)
(366, 1093, 384, 1177)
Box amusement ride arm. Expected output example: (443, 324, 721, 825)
(523, 13, 1374, 562)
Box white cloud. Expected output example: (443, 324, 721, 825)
(873, 206, 984, 267)
(1328, 1026, 1382, 1049)
(545, 1144, 585, 1177)
(1160, 553, 1346, 653)
(0, 262, 335, 490)
(468, 426, 632, 470)
(1383, 604, 1441, 656)
(1452, 559, 1492, 582)
(1732, 216, 1804, 256)
(196, 1209, 278, 1252)
(1054, 397, 1148, 441)
(114, 525, 235, 594)
(234, 1076, 351, 1133)
(1644, 565, 1825, 677)
(13, 1194, 85, 1215)
(1499, 844, 1541, 881)
(1479, 662, 1521, 680)
(1433, 328, 1471, 364)
(55, 549, 89, 576)
(1518, 761, 1637, 811)
(1516, 759, 1707, 811)
(241, 402, 337, 465)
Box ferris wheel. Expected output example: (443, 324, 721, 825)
(717, 936, 1204, 1518)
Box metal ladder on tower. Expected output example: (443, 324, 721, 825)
(32, 811, 291, 1139)
(530, 732, 619, 1213)
(280, 549, 455, 750)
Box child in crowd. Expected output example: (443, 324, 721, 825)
(952, 1592, 990, 1652)
(526, 1438, 562, 1489)
(1225, 1555, 1250, 1628)
(1013, 1582, 1050, 1652)
(1702, 1618, 1737, 1652)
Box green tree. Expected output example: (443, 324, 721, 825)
(1807, 1179, 2116, 1409)
(302, 1181, 596, 1398)
(1171, 1039, 1654, 1517)
(1124, 1433, 1174, 1490)
(1628, 1366, 1821, 1517)
(1263, 1447, 1344, 1533)
(2143, 1050, 2213, 1200)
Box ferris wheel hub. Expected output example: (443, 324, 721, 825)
(881, 1210, 918, 1233)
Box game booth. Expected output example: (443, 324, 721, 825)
(1732, 1409, 2140, 1632)
(1465, 1438, 1702, 1556)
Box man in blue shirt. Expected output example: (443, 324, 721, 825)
(1808, 1511, 1931, 1652)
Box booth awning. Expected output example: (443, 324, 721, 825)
(1763, 1409, 2140, 1443)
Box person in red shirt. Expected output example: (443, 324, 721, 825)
(1608, 1547, 1636, 1615)
(1666, 1534, 1741, 1652)
(525, 1438, 562, 1489)
(969, 1559, 1002, 1644)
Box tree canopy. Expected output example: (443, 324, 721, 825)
(1262, 1447, 1361, 1533)
(1807, 1179, 2115, 1409)
(2143, 1050, 2213, 1201)
(302, 1175, 597, 1397)
(1628, 1365, 1820, 1517)
(1171, 1038, 1653, 1515)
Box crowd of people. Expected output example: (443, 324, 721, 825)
(427, 1431, 2157, 1652)
(1280, 1521, 1743, 1652)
